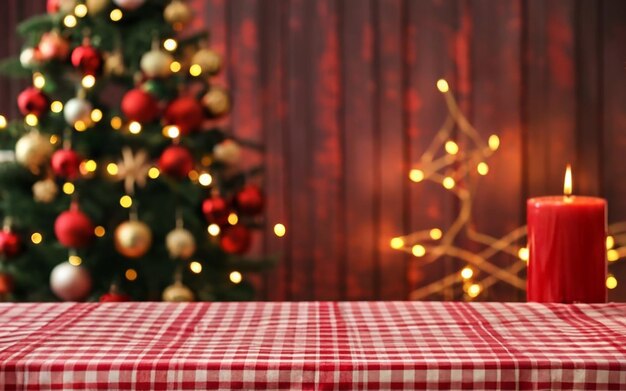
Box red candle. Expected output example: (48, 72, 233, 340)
(527, 165, 607, 303)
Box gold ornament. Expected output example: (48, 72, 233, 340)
(33, 179, 58, 203)
(104, 51, 125, 76)
(191, 48, 221, 76)
(116, 147, 150, 194)
(164, 0, 193, 30)
(165, 227, 196, 259)
(86, 0, 109, 14)
(162, 281, 194, 302)
(140, 50, 173, 78)
(114, 220, 152, 258)
(202, 87, 230, 117)
(15, 131, 53, 173)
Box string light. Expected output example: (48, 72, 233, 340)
(163, 39, 178, 51)
(107, 163, 119, 176)
(110, 116, 122, 130)
(163, 125, 180, 138)
(606, 236, 615, 249)
(110, 9, 123, 21)
(49, 134, 59, 145)
(477, 162, 489, 176)
(62, 182, 75, 195)
(460, 267, 473, 280)
(409, 169, 424, 183)
(84, 159, 97, 172)
(207, 224, 220, 236)
(31, 232, 42, 244)
(390, 237, 404, 249)
(69, 255, 82, 266)
(119, 195, 132, 208)
(467, 283, 482, 298)
(94, 226, 106, 237)
(189, 261, 202, 274)
(442, 176, 455, 189)
(148, 167, 160, 179)
(125, 268, 137, 281)
(74, 120, 88, 132)
(63, 14, 77, 28)
(607, 274, 618, 290)
(189, 64, 202, 77)
(128, 121, 142, 134)
(170, 61, 182, 73)
(81, 75, 96, 89)
(608, 249, 619, 262)
(412, 244, 426, 257)
(488, 135, 500, 151)
(436, 79, 449, 93)
(50, 101, 63, 113)
(33, 72, 45, 89)
(188, 170, 199, 181)
(90, 109, 103, 122)
(274, 223, 287, 238)
(228, 213, 238, 225)
(25, 114, 38, 126)
(229, 271, 242, 284)
(0, 115, 6, 128)
(445, 140, 459, 155)
(518, 247, 529, 262)
(74, 3, 88, 17)
(198, 172, 212, 186)
(429, 228, 443, 240)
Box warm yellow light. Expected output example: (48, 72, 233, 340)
(163, 39, 178, 52)
(467, 283, 482, 298)
(81, 75, 96, 89)
(90, 109, 103, 122)
(207, 224, 220, 236)
(460, 267, 473, 280)
(442, 176, 455, 189)
(274, 223, 286, 237)
(445, 140, 459, 155)
(189, 261, 202, 274)
(50, 134, 59, 145)
(409, 169, 424, 183)
(163, 125, 180, 138)
(33, 72, 46, 89)
(25, 114, 38, 127)
(107, 163, 119, 176)
(74, 3, 88, 17)
(110, 8, 123, 21)
(119, 195, 132, 208)
(170, 61, 182, 73)
(229, 271, 242, 284)
(488, 134, 500, 151)
(110, 116, 122, 130)
(148, 167, 160, 179)
(84, 159, 97, 172)
(518, 247, 529, 261)
(62, 182, 75, 195)
(69, 255, 82, 266)
(74, 120, 87, 132)
(198, 172, 212, 186)
(436, 79, 449, 93)
(94, 226, 106, 237)
(607, 236, 615, 249)
(128, 121, 142, 134)
(412, 244, 426, 257)
(228, 213, 239, 225)
(608, 249, 619, 262)
(477, 162, 489, 176)
(429, 228, 443, 240)
(0, 115, 6, 128)
(63, 14, 77, 28)
(51, 101, 63, 113)
(201, 155, 212, 166)
(563, 164, 573, 196)
(188, 170, 199, 181)
(607, 275, 618, 290)
(390, 237, 405, 249)
(125, 268, 137, 281)
(31, 232, 42, 244)
(189, 64, 202, 77)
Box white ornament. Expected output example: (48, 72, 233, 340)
(33, 179, 58, 203)
(15, 131, 53, 172)
(140, 50, 173, 78)
(50, 261, 92, 301)
(213, 140, 241, 165)
(64, 97, 93, 125)
(112, 0, 145, 10)
(19, 48, 39, 69)
(191, 48, 221, 75)
(166, 227, 196, 259)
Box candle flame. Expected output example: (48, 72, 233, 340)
(563, 164, 572, 196)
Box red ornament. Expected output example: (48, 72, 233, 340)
(235, 184, 264, 216)
(54, 204, 94, 248)
(158, 145, 194, 178)
(0, 272, 14, 295)
(99, 292, 131, 302)
(121, 88, 160, 123)
(17, 87, 49, 117)
(51, 149, 83, 179)
(71, 44, 102, 75)
(38, 31, 70, 61)
(220, 225, 252, 254)
(164, 97, 204, 135)
(202, 195, 230, 225)
(0, 230, 22, 258)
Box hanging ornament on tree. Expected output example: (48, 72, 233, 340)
(114, 220, 152, 258)
(213, 139, 241, 166)
(164, 97, 204, 134)
(38, 31, 70, 61)
(64, 97, 93, 126)
(18, 87, 49, 117)
(0, 228, 22, 259)
(202, 87, 231, 117)
(86, 0, 110, 14)
(15, 130, 53, 172)
(71, 41, 102, 75)
(47, 0, 77, 13)
(99, 284, 130, 302)
(158, 145, 194, 178)
(50, 261, 92, 301)
(235, 184, 264, 216)
(162, 281, 194, 302)
(164, 0, 192, 30)
(165, 227, 196, 259)
(121, 88, 159, 123)
(112, 0, 145, 11)
(220, 225, 252, 254)
(32, 178, 58, 203)
(0, 272, 14, 295)
(191, 48, 222, 76)
(104, 51, 125, 76)
(116, 147, 151, 194)
(51, 148, 83, 180)
(140, 49, 173, 78)
(54, 204, 95, 248)
(202, 195, 230, 225)
(20, 47, 41, 69)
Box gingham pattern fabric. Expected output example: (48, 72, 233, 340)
(0, 302, 625, 390)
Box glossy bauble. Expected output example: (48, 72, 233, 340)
(220, 225, 252, 255)
(0, 230, 22, 259)
(158, 145, 194, 179)
(15, 131, 53, 172)
(164, 97, 204, 135)
(64, 97, 93, 126)
(51, 149, 83, 180)
(86, 0, 110, 14)
(121, 88, 159, 123)
(17, 87, 49, 117)
(0, 273, 14, 295)
(47, 0, 77, 13)
(140, 50, 173, 78)
(202, 87, 231, 117)
(165, 227, 196, 259)
(99, 287, 130, 302)
(235, 184, 264, 216)
(191, 48, 221, 76)
(54, 206, 94, 248)
(114, 220, 152, 258)
(38, 31, 70, 61)
(162, 281, 194, 302)
(20, 47, 41, 69)
(71, 44, 102, 75)
(112, 0, 145, 11)
(213, 139, 240, 166)
(50, 261, 92, 301)
(164, 0, 192, 30)
(32, 178, 58, 203)
(202, 195, 230, 225)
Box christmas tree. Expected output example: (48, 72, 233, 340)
(0, 0, 275, 302)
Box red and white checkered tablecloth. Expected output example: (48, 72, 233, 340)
(0, 302, 625, 390)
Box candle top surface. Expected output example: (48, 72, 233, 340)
(527, 195, 606, 207)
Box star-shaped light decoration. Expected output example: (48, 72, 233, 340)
(116, 147, 151, 195)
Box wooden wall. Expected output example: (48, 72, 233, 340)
(2, 0, 626, 301)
